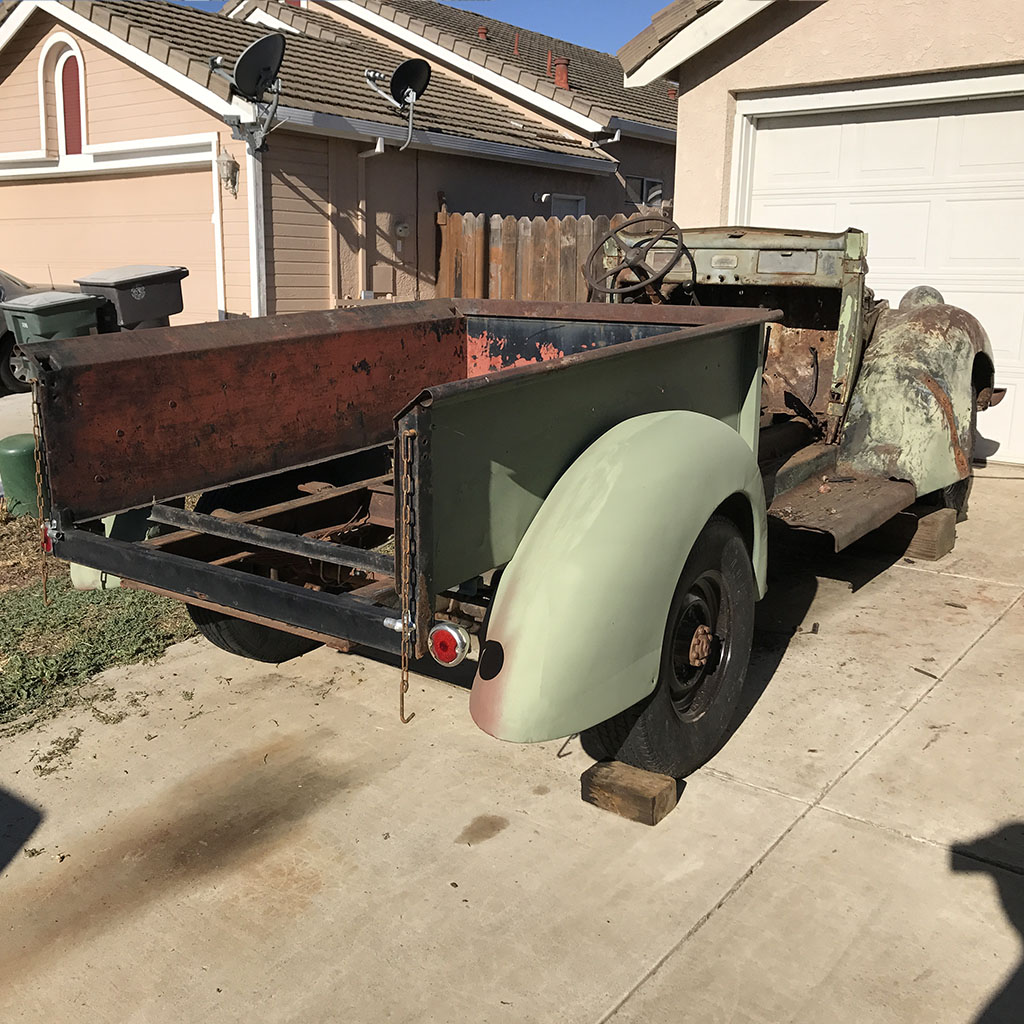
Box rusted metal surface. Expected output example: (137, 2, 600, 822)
(768, 471, 916, 551)
(920, 372, 970, 477)
(688, 623, 713, 668)
(761, 325, 837, 422)
(840, 301, 994, 496)
(32, 301, 465, 520)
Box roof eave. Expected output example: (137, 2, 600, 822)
(622, 0, 775, 88)
(277, 105, 618, 175)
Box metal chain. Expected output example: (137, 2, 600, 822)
(398, 428, 417, 724)
(30, 380, 50, 607)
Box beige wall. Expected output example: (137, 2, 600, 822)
(0, 169, 220, 323)
(672, 0, 1024, 223)
(0, 10, 253, 320)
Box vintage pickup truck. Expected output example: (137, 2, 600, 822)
(25, 222, 999, 779)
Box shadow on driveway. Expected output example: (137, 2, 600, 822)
(952, 824, 1024, 1024)
(0, 787, 43, 872)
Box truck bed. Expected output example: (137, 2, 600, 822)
(34, 299, 774, 656)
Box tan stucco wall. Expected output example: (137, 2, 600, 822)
(0, 10, 253, 319)
(671, 0, 1024, 223)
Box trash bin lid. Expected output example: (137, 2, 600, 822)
(75, 265, 189, 287)
(0, 290, 103, 313)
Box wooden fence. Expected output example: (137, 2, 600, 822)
(437, 210, 647, 302)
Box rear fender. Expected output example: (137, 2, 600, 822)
(469, 411, 766, 743)
(840, 298, 993, 494)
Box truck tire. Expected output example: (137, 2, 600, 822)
(581, 516, 755, 778)
(188, 604, 319, 663)
(0, 331, 31, 393)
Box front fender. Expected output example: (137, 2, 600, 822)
(841, 300, 991, 494)
(469, 411, 766, 743)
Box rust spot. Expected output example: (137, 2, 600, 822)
(920, 373, 969, 477)
(454, 815, 508, 846)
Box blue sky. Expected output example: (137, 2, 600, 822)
(172, 1, 665, 55)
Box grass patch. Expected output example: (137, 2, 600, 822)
(0, 573, 197, 734)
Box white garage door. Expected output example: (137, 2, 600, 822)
(0, 166, 219, 325)
(747, 98, 1024, 464)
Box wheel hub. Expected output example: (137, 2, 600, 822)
(688, 623, 714, 667)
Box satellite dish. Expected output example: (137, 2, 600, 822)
(232, 33, 286, 102)
(390, 59, 431, 106)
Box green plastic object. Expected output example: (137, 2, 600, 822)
(1, 290, 104, 347)
(0, 433, 38, 517)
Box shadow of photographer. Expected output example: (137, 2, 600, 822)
(952, 823, 1024, 1023)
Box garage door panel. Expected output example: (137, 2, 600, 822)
(953, 110, 1024, 177)
(945, 197, 1024, 266)
(847, 200, 932, 265)
(0, 167, 219, 325)
(753, 120, 842, 183)
(852, 117, 940, 179)
(748, 198, 839, 232)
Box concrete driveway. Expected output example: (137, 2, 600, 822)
(1, 465, 1022, 1023)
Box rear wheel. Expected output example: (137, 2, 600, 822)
(0, 332, 31, 393)
(187, 604, 319, 663)
(581, 516, 755, 778)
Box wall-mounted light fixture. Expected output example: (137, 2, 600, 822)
(217, 149, 240, 197)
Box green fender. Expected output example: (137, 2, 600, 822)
(469, 410, 767, 744)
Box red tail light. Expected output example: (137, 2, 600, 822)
(41, 523, 54, 554)
(428, 623, 470, 666)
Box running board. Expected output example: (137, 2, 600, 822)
(767, 473, 916, 551)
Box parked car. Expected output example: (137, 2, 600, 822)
(0, 269, 80, 394)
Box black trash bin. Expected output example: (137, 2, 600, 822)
(75, 265, 189, 330)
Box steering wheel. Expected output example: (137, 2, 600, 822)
(583, 214, 697, 300)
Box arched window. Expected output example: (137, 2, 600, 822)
(56, 51, 83, 156)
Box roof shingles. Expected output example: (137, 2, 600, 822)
(66, 0, 606, 160)
(335, 0, 678, 130)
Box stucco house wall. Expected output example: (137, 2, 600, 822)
(673, 0, 1024, 223)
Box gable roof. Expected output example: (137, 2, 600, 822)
(322, 0, 678, 134)
(1, 0, 612, 169)
(618, 0, 776, 87)
(617, 1, 720, 77)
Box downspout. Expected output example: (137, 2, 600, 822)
(245, 146, 267, 316)
(357, 135, 384, 298)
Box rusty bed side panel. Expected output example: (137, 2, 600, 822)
(33, 303, 466, 520)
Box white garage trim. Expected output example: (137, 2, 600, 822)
(0, 132, 220, 180)
(246, 146, 267, 317)
(728, 68, 1024, 221)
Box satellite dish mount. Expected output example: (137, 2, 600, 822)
(211, 33, 287, 152)
(364, 59, 432, 152)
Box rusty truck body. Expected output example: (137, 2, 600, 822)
(29, 225, 999, 778)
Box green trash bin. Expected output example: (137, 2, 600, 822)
(0, 433, 38, 517)
(1, 290, 105, 380)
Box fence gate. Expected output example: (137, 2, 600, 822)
(437, 210, 640, 302)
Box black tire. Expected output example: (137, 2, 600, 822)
(187, 603, 319, 663)
(0, 331, 32, 393)
(186, 484, 320, 663)
(581, 516, 755, 778)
